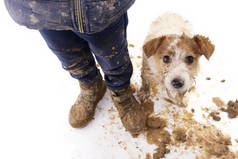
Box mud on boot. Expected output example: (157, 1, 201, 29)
(110, 86, 146, 135)
(69, 75, 106, 128)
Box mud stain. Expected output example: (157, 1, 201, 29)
(213, 97, 225, 108)
(210, 111, 221, 121)
(172, 127, 187, 143)
(223, 100, 238, 118)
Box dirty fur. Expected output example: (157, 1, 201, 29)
(140, 13, 215, 106)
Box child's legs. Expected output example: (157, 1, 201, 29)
(75, 14, 132, 90)
(39, 30, 100, 84)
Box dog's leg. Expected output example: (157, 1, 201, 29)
(139, 57, 151, 102)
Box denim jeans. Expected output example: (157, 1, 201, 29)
(40, 14, 132, 90)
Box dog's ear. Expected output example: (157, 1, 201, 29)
(143, 36, 166, 58)
(193, 35, 215, 60)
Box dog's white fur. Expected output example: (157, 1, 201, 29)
(144, 13, 192, 43)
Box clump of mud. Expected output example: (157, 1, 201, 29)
(172, 127, 187, 143)
(130, 86, 236, 158)
(210, 111, 221, 121)
(146, 129, 171, 146)
(153, 144, 170, 159)
(145, 109, 236, 159)
(216, 99, 238, 119)
(142, 99, 155, 117)
(145, 116, 171, 159)
(213, 97, 225, 107)
(129, 43, 135, 48)
(146, 128, 171, 159)
(227, 100, 238, 118)
(193, 125, 233, 158)
(147, 117, 167, 129)
(225, 100, 238, 118)
(146, 153, 152, 159)
(179, 112, 234, 159)
(206, 77, 211, 80)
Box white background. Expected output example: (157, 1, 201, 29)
(1, 0, 238, 159)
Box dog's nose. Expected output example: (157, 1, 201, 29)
(171, 78, 184, 89)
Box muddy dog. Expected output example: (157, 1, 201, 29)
(140, 13, 215, 106)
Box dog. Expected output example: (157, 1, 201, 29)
(140, 13, 215, 106)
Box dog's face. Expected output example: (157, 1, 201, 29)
(143, 34, 215, 104)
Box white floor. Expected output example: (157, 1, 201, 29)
(1, 0, 238, 159)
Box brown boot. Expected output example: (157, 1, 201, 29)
(110, 86, 146, 135)
(69, 75, 106, 128)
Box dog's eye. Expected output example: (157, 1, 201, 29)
(163, 55, 171, 63)
(185, 56, 194, 64)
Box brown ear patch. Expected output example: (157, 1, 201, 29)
(143, 36, 166, 58)
(193, 35, 215, 60)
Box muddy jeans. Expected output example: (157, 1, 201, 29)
(40, 14, 132, 90)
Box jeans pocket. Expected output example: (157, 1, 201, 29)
(4, 0, 74, 30)
(83, 0, 132, 33)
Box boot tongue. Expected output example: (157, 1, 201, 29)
(118, 97, 132, 105)
(112, 87, 130, 96)
(111, 87, 134, 107)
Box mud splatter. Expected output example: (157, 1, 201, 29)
(144, 102, 236, 159)
(129, 43, 135, 48)
(146, 153, 152, 159)
(146, 129, 171, 158)
(150, 84, 159, 98)
(210, 112, 221, 121)
(225, 100, 238, 118)
(221, 79, 226, 83)
(145, 115, 170, 159)
(146, 117, 167, 129)
(172, 127, 187, 143)
(163, 97, 176, 105)
(96, 64, 100, 68)
(108, 107, 116, 113)
(176, 112, 235, 158)
(153, 144, 170, 159)
(142, 99, 154, 117)
(30, 14, 39, 25)
(193, 125, 233, 158)
(61, 12, 68, 17)
(213, 97, 225, 108)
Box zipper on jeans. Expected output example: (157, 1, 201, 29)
(76, 0, 84, 33)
